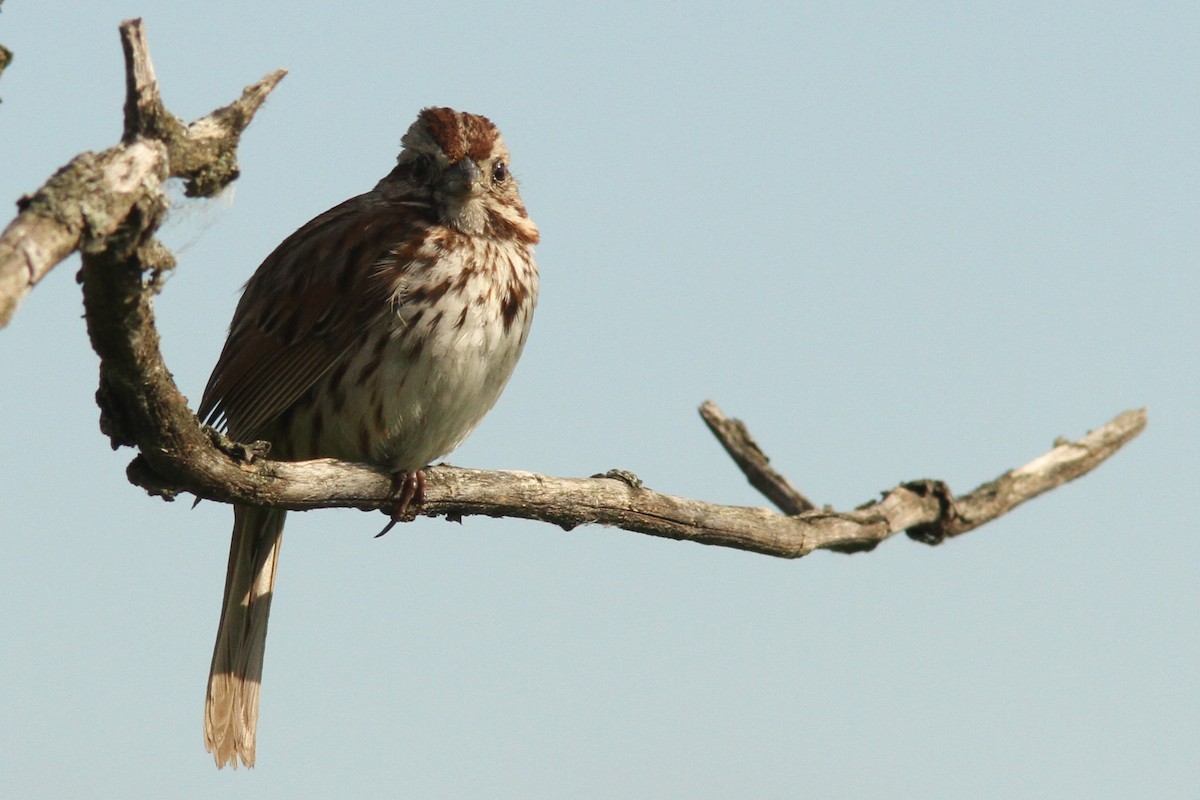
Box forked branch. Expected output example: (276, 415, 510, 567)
(124, 405, 1146, 557)
(3, 19, 1147, 559)
(0, 18, 284, 328)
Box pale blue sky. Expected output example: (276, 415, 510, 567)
(2, 2, 1196, 797)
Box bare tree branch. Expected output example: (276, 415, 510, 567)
(125, 407, 1146, 557)
(4, 18, 1148, 561)
(0, 18, 284, 328)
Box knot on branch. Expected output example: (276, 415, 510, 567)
(592, 469, 644, 489)
(127, 454, 178, 501)
(205, 426, 272, 464)
(902, 479, 958, 545)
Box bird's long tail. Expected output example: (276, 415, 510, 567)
(204, 504, 286, 769)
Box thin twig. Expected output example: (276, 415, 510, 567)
(699, 400, 816, 514)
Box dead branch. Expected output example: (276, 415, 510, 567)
(0, 44, 11, 88)
(699, 400, 816, 515)
(0, 19, 284, 328)
(2, 19, 1147, 560)
(0, 0, 11, 91)
(123, 406, 1146, 557)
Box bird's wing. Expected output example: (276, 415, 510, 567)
(198, 193, 427, 442)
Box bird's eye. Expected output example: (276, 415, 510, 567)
(409, 157, 433, 184)
(491, 161, 509, 184)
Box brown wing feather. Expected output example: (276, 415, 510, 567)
(199, 193, 421, 442)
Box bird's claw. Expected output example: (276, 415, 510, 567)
(375, 469, 426, 537)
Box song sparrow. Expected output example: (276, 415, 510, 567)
(198, 107, 539, 768)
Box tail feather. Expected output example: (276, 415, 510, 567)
(204, 504, 286, 769)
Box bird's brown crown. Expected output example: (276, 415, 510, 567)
(413, 107, 500, 163)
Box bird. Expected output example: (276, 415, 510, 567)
(197, 107, 539, 768)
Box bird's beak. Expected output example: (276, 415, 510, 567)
(443, 158, 484, 197)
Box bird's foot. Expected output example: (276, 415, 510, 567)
(375, 469, 427, 538)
